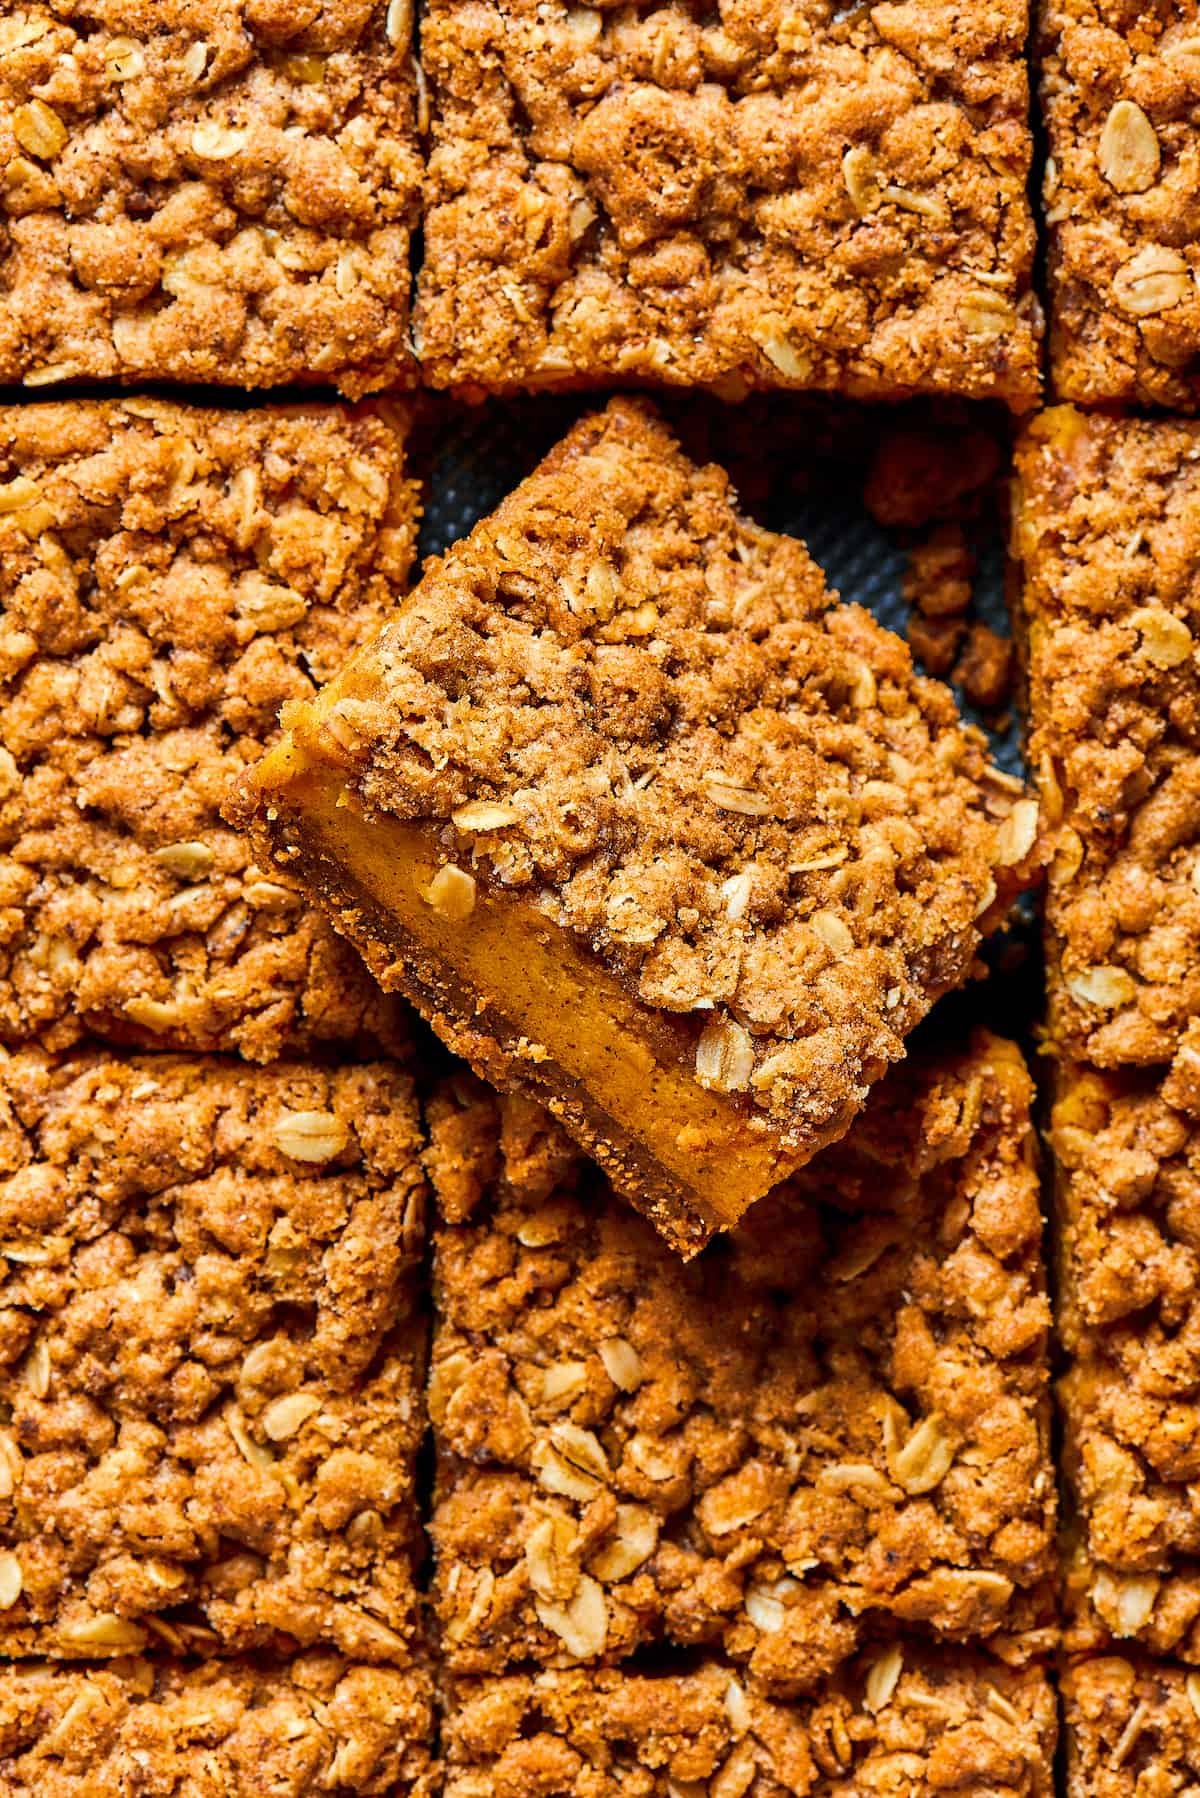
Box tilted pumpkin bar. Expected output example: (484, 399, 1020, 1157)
(442, 1648, 1057, 1798)
(1062, 1655, 1200, 1798)
(1036, 1, 1200, 410)
(416, 0, 1041, 406)
(0, 1653, 435, 1798)
(0, 1048, 426, 1661)
(239, 400, 1042, 1254)
(1051, 1044, 1200, 1665)
(1015, 408, 1200, 1071)
(0, 1, 421, 394)
(425, 1033, 1056, 1692)
(0, 398, 419, 1062)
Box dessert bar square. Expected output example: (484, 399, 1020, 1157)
(425, 1034, 1056, 1691)
(0, 1653, 435, 1797)
(1037, 3, 1200, 410)
(240, 399, 1042, 1254)
(0, 398, 419, 1062)
(0, 1049, 427, 1661)
(0, 2, 421, 394)
(442, 1650, 1057, 1798)
(416, 0, 1042, 406)
(1051, 1053, 1200, 1664)
(1062, 1655, 1200, 1797)
(1015, 407, 1200, 1070)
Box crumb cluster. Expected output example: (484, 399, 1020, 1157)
(417, 0, 1041, 404)
(0, 399, 418, 1062)
(1038, 2, 1200, 409)
(426, 1036, 1055, 1691)
(0, 1654, 435, 1798)
(0, 1049, 427, 1661)
(1018, 408, 1200, 1070)
(0, 1, 421, 393)
(1062, 1655, 1200, 1798)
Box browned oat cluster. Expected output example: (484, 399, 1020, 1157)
(1038, 1, 1200, 409)
(443, 1651, 1058, 1798)
(11, 0, 1200, 1772)
(0, 2, 421, 393)
(0, 1654, 435, 1798)
(0, 398, 419, 1063)
(241, 399, 1042, 1253)
(425, 1034, 1055, 1693)
(1020, 409, 1200, 1687)
(0, 1048, 427, 1662)
(1062, 1656, 1200, 1798)
(1052, 1056, 1200, 1662)
(416, 0, 1042, 405)
(1016, 408, 1200, 1071)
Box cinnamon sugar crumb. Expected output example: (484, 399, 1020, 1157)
(0, 2, 421, 394)
(0, 398, 418, 1061)
(426, 1035, 1055, 1686)
(443, 1655, 1056, 1798)
(417, 0, 1041, 405)
(0, 1049, 427, 1661)
(0, 1655, 434, 1797)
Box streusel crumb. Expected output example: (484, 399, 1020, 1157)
(426, 1034, 1055, 1691)
(442, 1651, 1057, 1798)
(1017, 407, 1200, 1070)
(0, 1654, 435, 1797)
(1037, 1, 1200, 409)
(417, 0, 1041, 405)
(1062, 1654, 1200, 1797)
(0, 398, 418, 1062)
(1052, 1044, 1200, 1663)
(0, 2, 421, 394)
(0, 1048, 426, 1661)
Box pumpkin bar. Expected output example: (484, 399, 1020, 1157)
(1015, 408, 1200, 1071)
(416, 0, 1041, 406)
(425, 1033, 1056, 1692)
(1036, 2, 1200, 410)
(0, 398, 419, 1062)
(0, 1048, 426, 1662)
(239, 399, 1042, 1254)
(0, 2, 420, 394)
(442, 1649, 1057, 1798)
(1062, 1655, 1200, 1797)
(1051, 1047, 1200, 1665)
(0, 1654, 435, 1797)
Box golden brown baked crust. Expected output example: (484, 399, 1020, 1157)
(426, 1033, 1056, 1692)
(0, 1653, 435, 1797)
(0, 398, 418, 1062)
(0, 2, 420, 394)
(1052, 1052, 1200, 1663)
(1022, 410, 1200, 1664)
(1037, 2, 1200, 409)
(416, 0, 1042, 406)
(1062, 1654, 1200, 1798)
(442, 1651, 1057, 1798)
(0, 1048, 426, 1661)
(241, 399, 1043, 1248)
(1016, 407, 1200, 1070)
